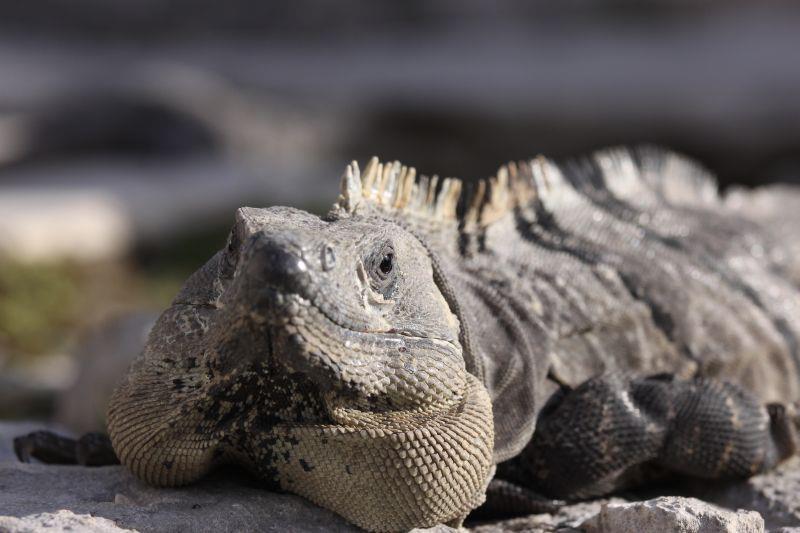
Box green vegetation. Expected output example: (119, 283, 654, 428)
(0, 259, 182, 363)
(0, 261, 82, 357)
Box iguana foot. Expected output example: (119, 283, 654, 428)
(14, 431, 119, 466)
(505, 374, 797, 500)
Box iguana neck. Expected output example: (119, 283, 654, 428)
(248, 373, 494, 532)
(369, 210, 549, 464)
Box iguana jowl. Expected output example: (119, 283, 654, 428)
(106, 147, 800, 531)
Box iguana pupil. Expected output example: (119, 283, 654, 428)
(379, 253, 393, 274)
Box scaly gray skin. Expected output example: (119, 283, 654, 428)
(107, 146, 800, 531)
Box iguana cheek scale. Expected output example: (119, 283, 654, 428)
(107, 147, 800, 531)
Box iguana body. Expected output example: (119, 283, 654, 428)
(105, 147, 800, 531)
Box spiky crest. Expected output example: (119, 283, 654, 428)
(331, 147, 718, 230)
(332, 155, 540, 229)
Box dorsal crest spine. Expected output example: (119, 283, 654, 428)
(334, 155, 541, 228)
(332, 147, 718, 228)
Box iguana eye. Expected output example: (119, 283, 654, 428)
(379, 253, 393, 275)
(366, 243, 397, 294)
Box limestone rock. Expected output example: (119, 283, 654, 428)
(0, 510, 135, 532)
(582, 496, 764, 533)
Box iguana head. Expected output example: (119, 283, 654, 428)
(108, 159, 494, 531)
(224, 205, 466, 411)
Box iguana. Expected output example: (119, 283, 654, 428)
(19, 147, 800, 532)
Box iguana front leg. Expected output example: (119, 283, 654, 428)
(505, 374, 798, 500)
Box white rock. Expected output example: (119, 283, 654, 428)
(0, 510, 134, 532)
(583, 496, 764, 533)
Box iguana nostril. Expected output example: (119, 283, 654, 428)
(260, 244, 306, 276)
(246, 240, 313, 297)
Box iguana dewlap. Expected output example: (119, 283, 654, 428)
(107, 147, 800, 532)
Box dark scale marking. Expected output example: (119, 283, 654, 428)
(162, 460, 173, 470)
(616, 271, 691, 359)
(513, 202, 604, 266)
(513, 197, 709, 365)
(561, 158, 800, 377)
(299, 458, 315, 472)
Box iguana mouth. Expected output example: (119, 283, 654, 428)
(248, 287, 467, 414)
(252, 285, 460, 351)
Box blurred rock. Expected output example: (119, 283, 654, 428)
(0, 312, 155, 424)
(0, 190, 133, 262)
(56, 312, 156, 433)
(0, 376, 57, 420)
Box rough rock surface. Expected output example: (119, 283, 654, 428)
(2, 422, 800, 532)
(1, 423, 358, 532)
(0, 461, 358, 532)
(582, 496, 764, 533)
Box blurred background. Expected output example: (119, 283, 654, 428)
(1, 1, 800, 432)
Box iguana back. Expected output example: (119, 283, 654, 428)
(429, 147, 800, 462)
